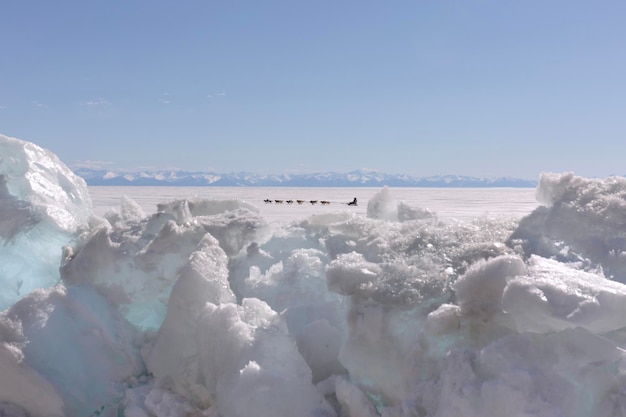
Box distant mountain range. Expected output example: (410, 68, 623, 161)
(74, 168, 538, 188)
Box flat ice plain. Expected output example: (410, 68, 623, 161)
(89, 186, 539, 223)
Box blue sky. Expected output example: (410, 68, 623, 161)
(1, 1, 625, 179)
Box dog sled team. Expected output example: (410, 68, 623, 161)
(263, 197, 357, 206)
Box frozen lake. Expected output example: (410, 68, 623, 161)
(89, 186, 539, 223)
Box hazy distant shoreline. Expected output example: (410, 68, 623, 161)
(77, 168, 538, 188)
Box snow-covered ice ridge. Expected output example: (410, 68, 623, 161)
(75, 167, 538, 187)
(3, 132, 626, 417)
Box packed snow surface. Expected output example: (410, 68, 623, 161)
(3, 134, 626, 417)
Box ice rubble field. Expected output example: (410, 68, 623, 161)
(3, 133, 626, 417)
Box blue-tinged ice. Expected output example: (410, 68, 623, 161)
(60, 197, 267, 329)
(0, 285, 143, 416)
(0, 134, 93, 310)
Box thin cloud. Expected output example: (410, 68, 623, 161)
(81, 98, 110, 107)
(159, 92, 170, 104)
(72, 160, 115, 170)
(207, 92, 226, 98)
(131, 165, 189, 172)
(0, 105, 6, 110)
(33, 101, 47, 108)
